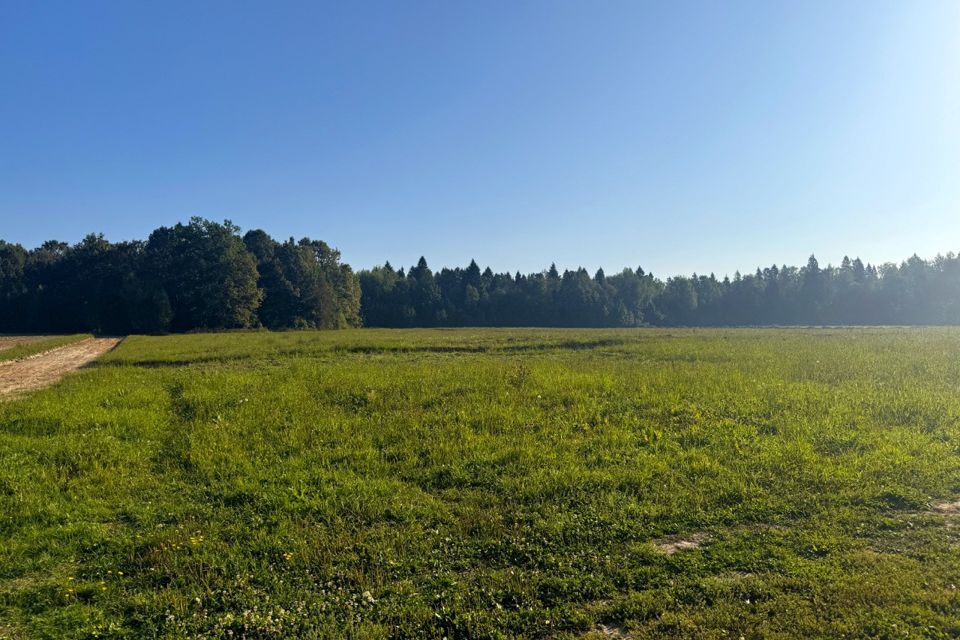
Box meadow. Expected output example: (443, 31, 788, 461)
(1, 328, 959, 639)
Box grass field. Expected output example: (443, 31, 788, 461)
(2, 328, 960, 639)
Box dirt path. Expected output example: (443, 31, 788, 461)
(0, 336, 52, 352)
(0, 338, 122, 398)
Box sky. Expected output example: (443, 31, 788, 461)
(1, 1, 959, 278)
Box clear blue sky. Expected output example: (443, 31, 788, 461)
(2, 1, 958, 277)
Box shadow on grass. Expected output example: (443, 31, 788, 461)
(93, 338, 634, 368)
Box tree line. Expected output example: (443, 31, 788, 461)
(2, 218, 960, 332)
(360, 253, 960, 327)
(0, 218, 360, 334)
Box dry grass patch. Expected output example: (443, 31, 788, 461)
(932, 499, 960, 514)
(652, 531, 710, 555)
(584, 622, 631, 638)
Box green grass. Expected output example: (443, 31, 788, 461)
(2, 328, 960, 639)
(0, 334, 90, 363)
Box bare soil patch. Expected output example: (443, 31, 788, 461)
(585, 623, 630, 639)
(0, 338, 122, 398)
(932, 499, 960, 514)
(652, 531, 710, 555)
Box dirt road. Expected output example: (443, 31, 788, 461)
(0, 337, 122, 398)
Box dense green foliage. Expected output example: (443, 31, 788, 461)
(0, 219, 360, 334)
(2, 328, 959, 638)
(5, 219, 960, 330)
(360, 254, 960, 327)
(244, 231, 362, 330)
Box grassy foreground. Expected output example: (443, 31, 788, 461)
(1, 328, 960, 639)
